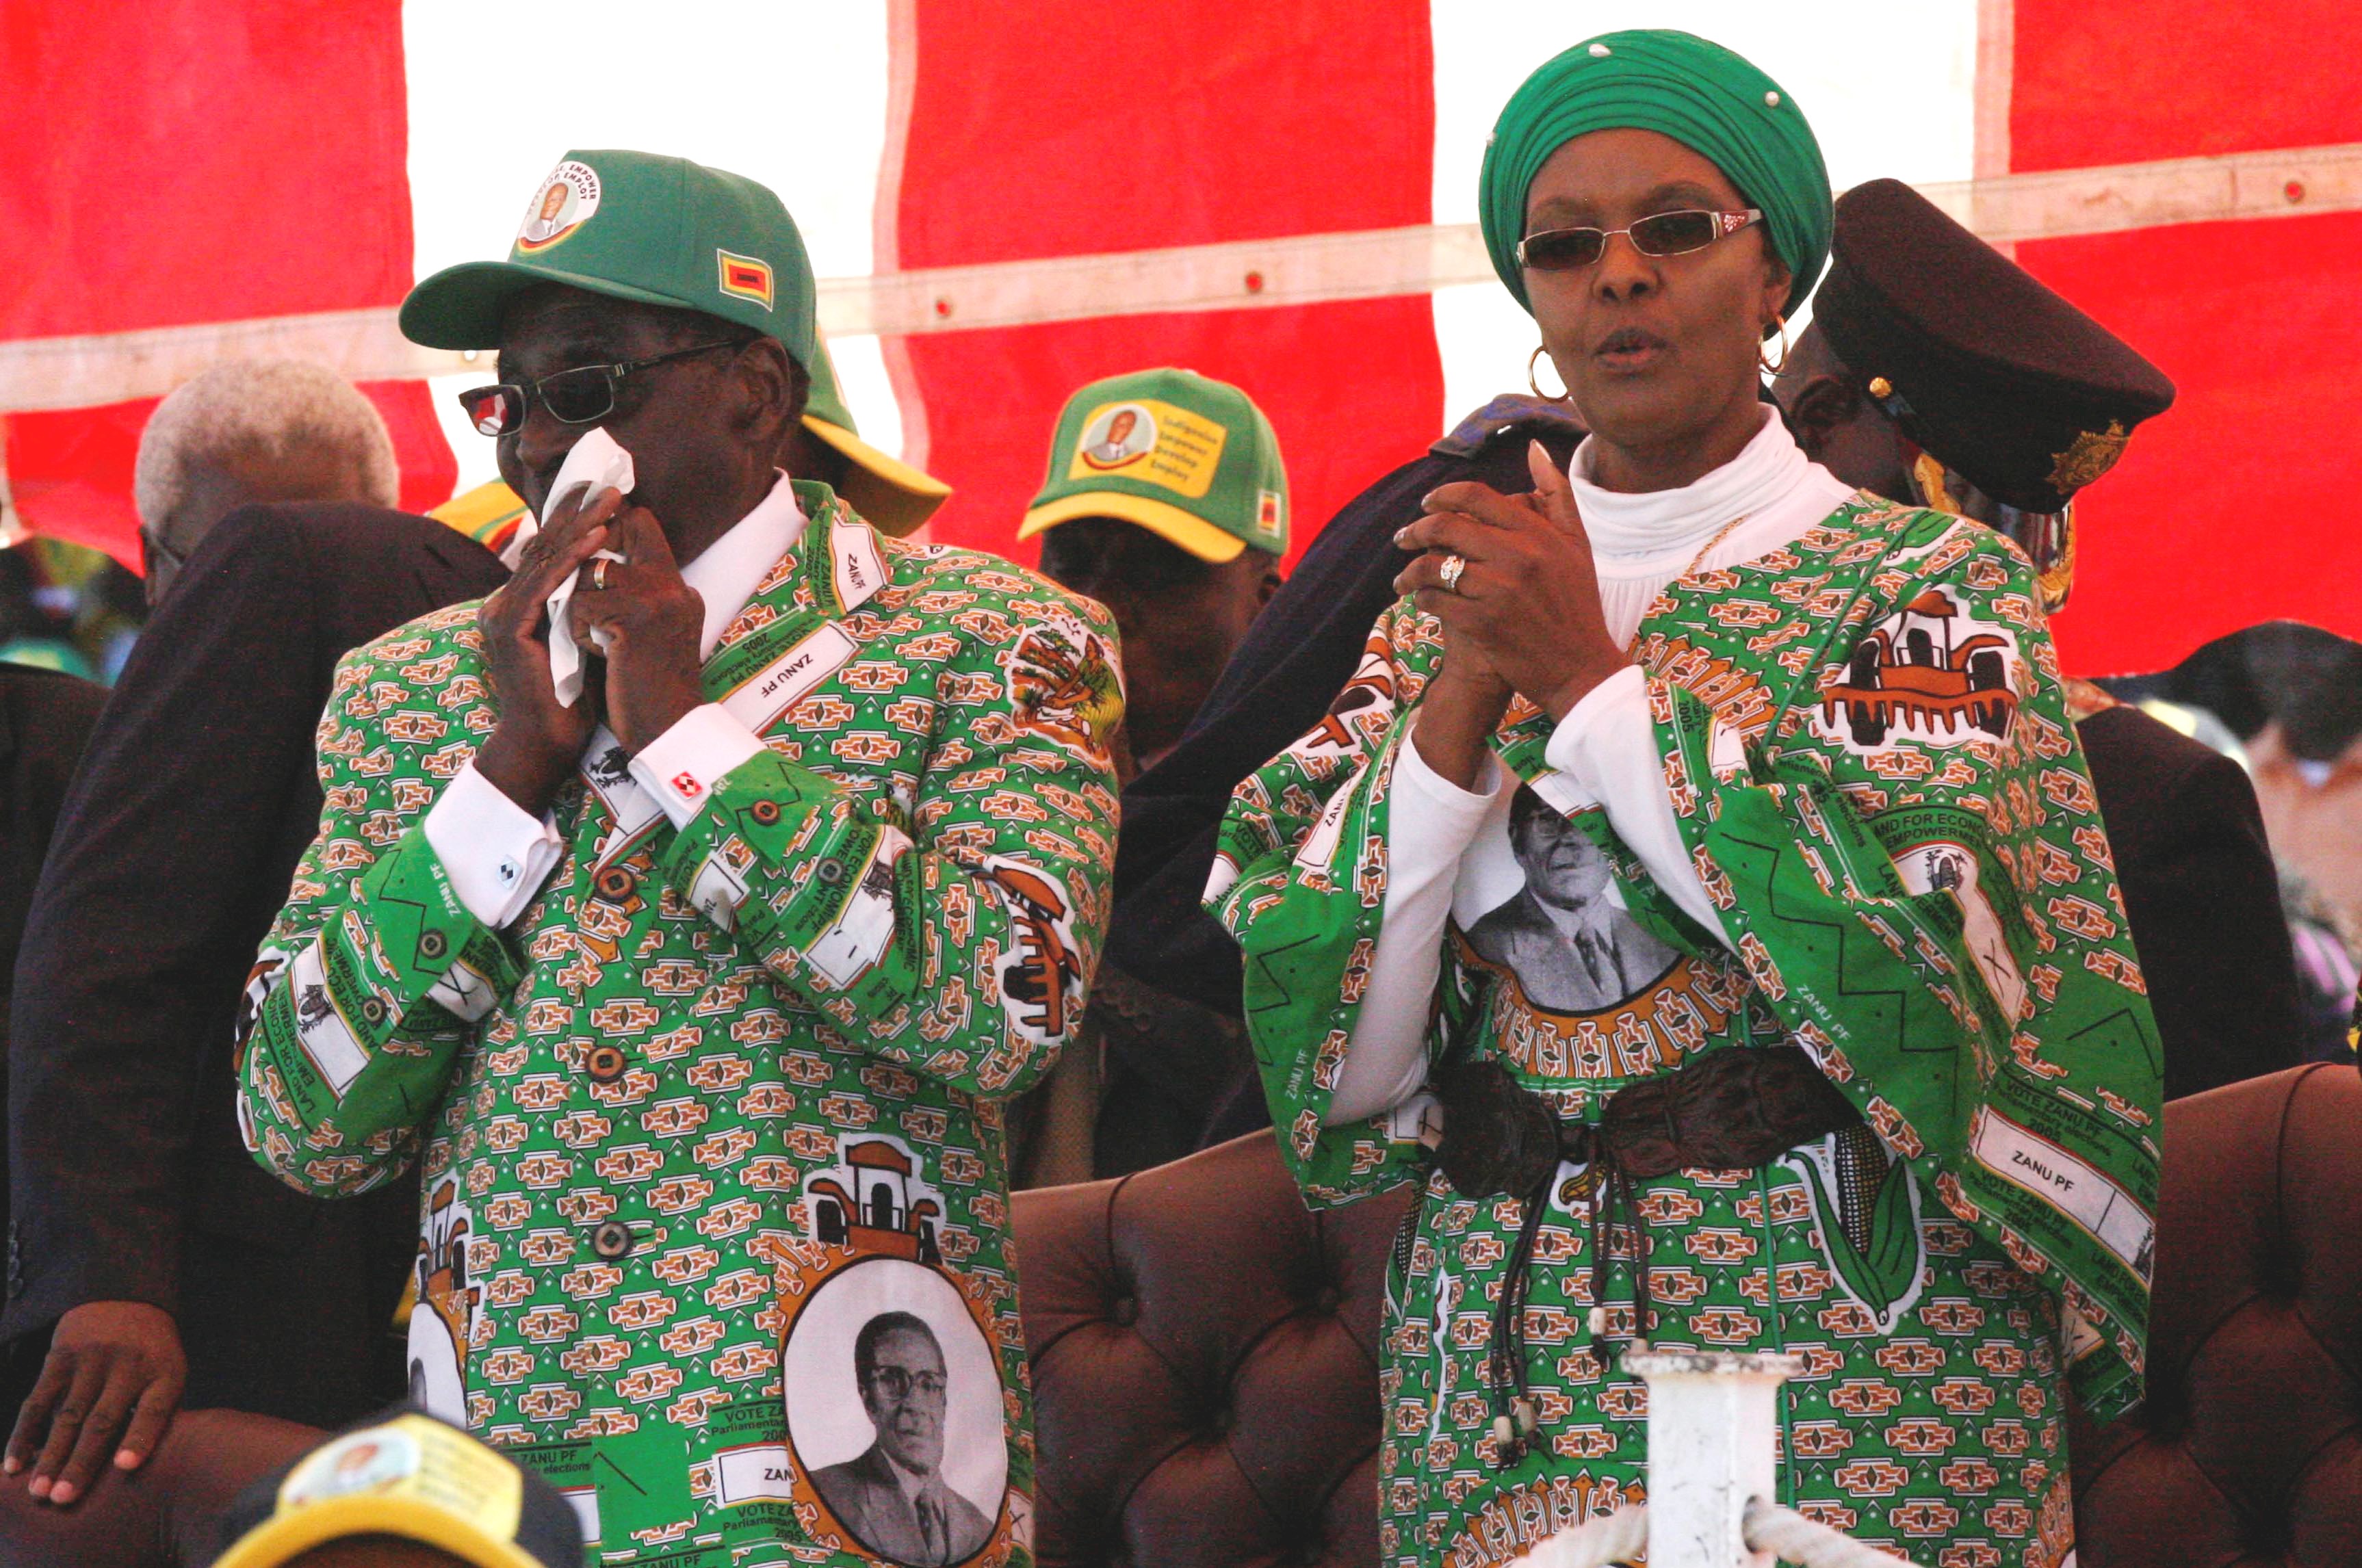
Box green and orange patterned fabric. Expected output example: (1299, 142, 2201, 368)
(237, 482, 1120, 1568)
(1209, 497, 2160, 1568)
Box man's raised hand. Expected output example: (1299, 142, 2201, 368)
(473, 484, 618, 812)
(565, 503, 705, 754)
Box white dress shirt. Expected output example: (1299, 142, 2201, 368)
(1325, 408, 1858, 1123)
(423, 471, 807, 927)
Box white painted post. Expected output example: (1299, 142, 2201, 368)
(1621, 1350, 1799, 1568)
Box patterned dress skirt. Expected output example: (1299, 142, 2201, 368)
(1377, 975, 2076, 1568)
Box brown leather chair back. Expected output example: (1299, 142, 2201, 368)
(2073, 1062, 2362, 1567)
(1013, 1132, 1415, 1568)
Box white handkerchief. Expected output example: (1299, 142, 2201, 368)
(540, 429, 636, 707)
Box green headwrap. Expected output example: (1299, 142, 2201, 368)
(1479, 29, 1831, 323)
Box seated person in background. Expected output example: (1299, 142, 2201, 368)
(1774, 175, 2299, 1102)
(213, 1407, 581, 1568)
(1015, 369, 1286, 1181)
(131, 361, 402, 606)
(1092, 395, 1585, 1174)
(4, 463, 506, 1500)
(236, 149, 1117, 1561)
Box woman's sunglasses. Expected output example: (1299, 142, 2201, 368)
(455, 340, 742, 437)
(1516, 208, 1763, 272)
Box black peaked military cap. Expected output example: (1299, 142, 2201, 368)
(1814, 178, 2177, 512)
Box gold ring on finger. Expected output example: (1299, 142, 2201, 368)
(591, 558, 612, 592)
(1439, 553, 1468, 594)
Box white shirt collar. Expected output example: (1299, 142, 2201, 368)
(1568, 404, 1821, 564)
(679, 470, 805, 659)
(881, 1446, 936, 1506)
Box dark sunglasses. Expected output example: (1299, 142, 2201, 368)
(456, 340, 742, 437)
(1516, 208, 1763, 271)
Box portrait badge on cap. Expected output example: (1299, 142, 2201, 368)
(1066, 400, 1227, 495)
(516, 160, 601, 252)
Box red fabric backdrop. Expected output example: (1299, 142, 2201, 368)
(0, 1, 451, 568)
(2010, 0, 2362, 673)
(883, 0, 1443, 571)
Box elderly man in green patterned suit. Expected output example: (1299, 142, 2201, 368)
(234, 150, 1121, 1568)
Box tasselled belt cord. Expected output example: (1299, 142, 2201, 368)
(1487, 1126, 1652, 1467)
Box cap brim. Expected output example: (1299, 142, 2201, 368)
(214, 1493, 546, 1568)
(1018, 491, 1250, 562)
(400, 260, 698, 351)
(803, 417, 950, 537)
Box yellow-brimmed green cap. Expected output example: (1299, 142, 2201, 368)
(215, 1411, 580, 1568)
(400, 150, 817, 375)
(1017, 368, 1287, 562)
(801, 333, 950, 535)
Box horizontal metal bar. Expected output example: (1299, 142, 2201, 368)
(4, 141, 2357, 413)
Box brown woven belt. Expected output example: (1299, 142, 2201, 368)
(1429, 1047, 1863, 1465)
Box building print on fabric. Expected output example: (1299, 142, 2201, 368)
(1462, 786, 1678, 1015)
(406, 1177, 480, 1427)
(805, 1134, 946, 1265)
(1816, 585, 2022, 750)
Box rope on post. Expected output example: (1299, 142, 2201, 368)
(1504, 1498, 1924, 1568)
(1503, 1502, 1650, 1568)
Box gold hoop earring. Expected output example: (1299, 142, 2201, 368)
(1528, 345, 1569, 401)
(1758, 313, 1791, 376)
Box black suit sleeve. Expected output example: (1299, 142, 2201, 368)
(4, 508, 323, 1326)
(2079, 706, 2303, 1101)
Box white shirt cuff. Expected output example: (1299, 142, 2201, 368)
(629, 703, 766, 829)
(1394, 718, 1504, 831)
(422, 762, 564, 928)
(1542, 664, 1648, 785)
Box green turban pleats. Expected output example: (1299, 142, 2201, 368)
(1479, 29, 1832, 322)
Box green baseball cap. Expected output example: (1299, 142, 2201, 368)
(801, 332, 950, 535)
(400, 149, 817, 375)
(1019, 368, 1288, 562)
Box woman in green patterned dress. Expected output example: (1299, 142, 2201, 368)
(1206, 31, 2159, 1568)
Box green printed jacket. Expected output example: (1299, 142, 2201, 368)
(237, 482, 1121, 1568)
(1210, 498, 2160, 1568)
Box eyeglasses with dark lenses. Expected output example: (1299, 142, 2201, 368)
(866, 1366, 946, 1402)
(455, 341, 743, 437)
(1516, 208, 1765, 272)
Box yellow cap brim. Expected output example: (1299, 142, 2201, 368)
(214, 1493, 545, 1568)
(1017, 491, 1249, 563)
(803, 417, 950, 538)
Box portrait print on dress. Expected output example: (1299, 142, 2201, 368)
(1462, 785, 1678, 1015)
(784, 1252, 1006, 1568)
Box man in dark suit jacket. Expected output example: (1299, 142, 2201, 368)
(1, 502, 504, 1506)
(0, 665, 107, 1277)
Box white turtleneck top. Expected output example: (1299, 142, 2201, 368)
(1326, 406, 1858, 1123)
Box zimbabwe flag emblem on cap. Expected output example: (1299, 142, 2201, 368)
(717, 250, 774, 311)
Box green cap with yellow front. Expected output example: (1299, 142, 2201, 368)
(214, 1410, 582, 1568)
(1019, 367, 1288, 562)
(400, 148, 818, 378)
